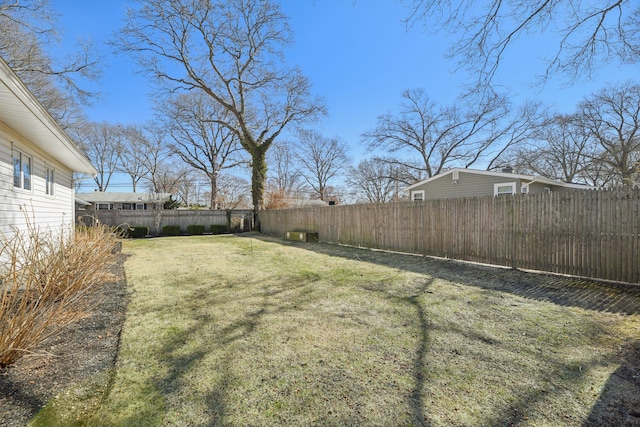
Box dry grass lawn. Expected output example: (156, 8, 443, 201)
(34, 233, 640, 426)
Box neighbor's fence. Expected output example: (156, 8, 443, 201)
(260, 189, 640, 284)
(80, 209, 252, 235)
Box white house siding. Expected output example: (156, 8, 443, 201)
(0, 122, 75, 239)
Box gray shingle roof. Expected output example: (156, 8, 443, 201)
(76, 192, 171, 203)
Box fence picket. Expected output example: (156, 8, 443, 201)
(260, 189, 640, 283)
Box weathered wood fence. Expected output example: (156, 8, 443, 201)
(81, 209, 252, 235)
(260, 189, 640, 284)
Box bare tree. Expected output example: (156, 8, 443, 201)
(578, 81, 640, 187)
(160, 92, 246, 209)
(362, 88, 517, 179)
(171, 169, 195, 207)
(0, 0, 101, 127)
(214, 174, 250, 230)
(367, 156, 427, 186)
(496, 82, 640, 187)
(484, 100, 546, 171)
(581, 157, 621, 187)
(293, 130, 350, 202)
(264, 141, 304, 208)
(347, 158, 399, 203)
(77, 122, 121, 192)
(403, 1, 640, 89)
(133, 126, 174, 194)
(116, 125, 149, 192)
(113, 0, 325, 225)
(216, 174, 249, 210)
(144, 161, 190, 195)
(267, 141, 303, 198)
(501, 114, 593, 183)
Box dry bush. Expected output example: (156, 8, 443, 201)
(0, 223, 119, 367)
(264, 189, 291, 209)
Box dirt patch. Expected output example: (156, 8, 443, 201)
(0, 254, 129, 427)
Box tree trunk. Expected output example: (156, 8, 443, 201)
(225, 209, 233, 231)
(210, 173, 218, 209)
(250, 146, 268, 230)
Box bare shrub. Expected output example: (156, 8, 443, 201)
(0, 223, 119, 367)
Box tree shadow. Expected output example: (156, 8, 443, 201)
(120, 234, 442, 426)
(140, 276, 318, 426)
(251, 234, 640, 316)
(391, 290, 432, 427)
(583, 339, 640, 427)
(243, 233, 640, 425)
(0, 376, 44, 418)
(357, 277, 433, 426)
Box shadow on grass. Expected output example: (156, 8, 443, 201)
(249, 234, 640, 316)
(122, 235, 441, 426)
(583, 339, 640, 427)
(396, 290, 431, 427)
(359, 277, 433, 427)
(145, 276, 318, 426)
(409, 292, 430, 427)
(243, 233, 640, 426)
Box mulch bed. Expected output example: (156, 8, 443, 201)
(0, 254, 129, 427)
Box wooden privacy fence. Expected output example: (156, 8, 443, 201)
(80, 209, 252, 235)
(260, 189, 640, 284)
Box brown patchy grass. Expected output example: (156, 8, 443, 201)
(39, 233, 640, 426)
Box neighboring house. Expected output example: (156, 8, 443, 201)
(0, 57, 97, 239)
(288, 198, 330, 208)
(405, 168, 592, 201)
(76, 192, 172, 214)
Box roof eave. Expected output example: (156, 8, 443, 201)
(0, 57, 97, 175)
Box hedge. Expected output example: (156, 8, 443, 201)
(162, 225, 181, 236)
(126, 226, 149, 238)
(186, 224, 205, 235)
(210, 224, 229, 234)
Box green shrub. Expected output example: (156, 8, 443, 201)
(210, 224, 229, 234)
(126, 226, 149, 238)
(186, 225, 205, 235)
(163, 195, 181, 210)
(162, 225, 181, 236)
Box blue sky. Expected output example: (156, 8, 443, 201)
(54, 0, 638, 191)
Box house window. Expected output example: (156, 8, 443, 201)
(13, 149, 31, 190)
(412, 190, 425, 201)
(97, 203, 112, 210)
(45, 165, 54, 195)
(122, 203, 132, 210)
(494, 182, 516, 196)
(135, 203, 146, 210)
(521, 184, 528, 194)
